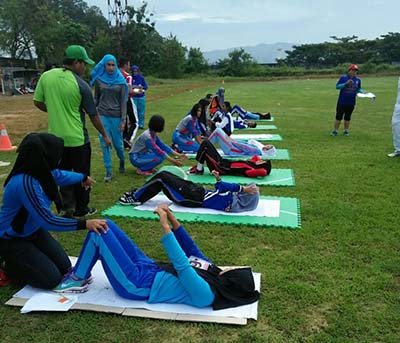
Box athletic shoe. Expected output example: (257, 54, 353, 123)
(53, 273, 90, 293)
(136, 169, 154, 176)
(330, 130, 338, 136)
(123, 188, 137, 197)
(388, 152, 400, 158)
(74, 207, 97, 218)
(187, 165, 204, 175)
(119, 160, 125, 173)
(119, 194, 141, 206)
(104, 173, 112, 182)
(344, 130, 350, 137)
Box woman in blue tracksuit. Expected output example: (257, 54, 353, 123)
(54, 205, 260, 310)
(0, 133, 108, 289)
(119, 170, 259, 212)
(172, 103, 204, 153)
(129, 115, 187, 175)
(131, 65, 148, 129)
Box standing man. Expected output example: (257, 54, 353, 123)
(388, 77, 400, 157)
(131, 65, 148, 129)
(33, 45, 111, 218)
(119, 57, 138, 149)
(331, 64, 363, 137)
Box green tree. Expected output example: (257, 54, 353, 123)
(217, 48, 257, 76)
(158, 34, 187, 78)
(185, 47, 208, 73)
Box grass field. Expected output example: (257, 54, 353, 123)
(0, 76, 399, 343)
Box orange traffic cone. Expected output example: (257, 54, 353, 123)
(0, 124, 17, 151)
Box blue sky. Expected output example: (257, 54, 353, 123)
(89, 0, 398, 51)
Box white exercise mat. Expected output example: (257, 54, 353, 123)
(10, 257, 261, 324)
(135, 194, 281, 217)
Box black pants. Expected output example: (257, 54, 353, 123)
(59, 143, 91, 215)
(123, 98, 138, 145)
(0, 229, 71, 289)
(336, 104, 355, 121)
(135, 171, 205, 207)
(196, 140, 272, 176)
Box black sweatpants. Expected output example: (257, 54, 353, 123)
(59, 142, 91, 215)
(0, 229, 71, 289)
(135, 171, 205, 207)
(123, 98, 138, 145)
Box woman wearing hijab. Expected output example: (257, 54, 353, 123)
(131, 65, 148, 129)
(209, 87, 225, 117)
(91, 54, 128, 182)
(0, 133, 108, 289)
(54, 205, 260, 312)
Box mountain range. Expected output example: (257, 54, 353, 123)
(203, 42, 295, 64)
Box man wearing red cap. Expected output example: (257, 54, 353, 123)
(331, 64, 363, 137)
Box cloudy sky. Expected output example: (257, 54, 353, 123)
(90, 0, 397, 51)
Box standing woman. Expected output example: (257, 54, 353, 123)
(131, 65, 148, 129)
(91, 54, 128, 182)
(0, 133, 108, 289)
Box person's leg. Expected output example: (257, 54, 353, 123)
(391, 105, 400, 154)
(332, 104, 345, 135)
(135, 97, 146, 129)
(172, 131, 199, 153)
(231, 105, 246, 119)
(343, 106, 354, 135)
(72, 220, 159, 299)
(73, 143, 93, 216)
(244, 111, 260, 120)
(130, 152, 165, 172)
(58, 147, 76, 215)
(98, 115, 113, 176)
(0, 234, 68, 289)
(108, 117, 125, 172)
(126, 98, 139, 143)
(209, 128, 234, 155)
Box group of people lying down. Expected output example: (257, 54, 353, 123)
(0, 133, 261, 311)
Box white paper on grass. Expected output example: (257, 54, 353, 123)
(20, 293, 77, 313)
(14, 258, 260, 320)
(135, 194, 281, 217)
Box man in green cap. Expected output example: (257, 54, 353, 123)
(33, 45, 111, 218)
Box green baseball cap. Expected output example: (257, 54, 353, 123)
(65, 45, 95, 65)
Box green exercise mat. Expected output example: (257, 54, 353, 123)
(153, 166, 295, 186)
(241, 125, 277, 130)
(231, 133, 283, 141)
(255, 117, 274, 122)
(185, 148, 290, 161)
(102, 196, 301, 229)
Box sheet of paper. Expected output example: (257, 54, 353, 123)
(357, 92, 376, 101)
(20, 293, 77, 314)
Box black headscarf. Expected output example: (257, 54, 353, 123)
(4, 133, 64, 210)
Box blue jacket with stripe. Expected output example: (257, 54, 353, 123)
(0, 170, 86, 239)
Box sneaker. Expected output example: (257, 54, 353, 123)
(388, 152, 400, 158)
(104, 173, 112, 182)
(123, 188, 137, 197)
(119, 194, 141, 206)
(136, 169, 154, 176)
(59, 209, 74, 219)
(119, 160, 125, 173)
(344, 130, 350, 137)
(53, 273, 90, 293)
(187, 165, 204, 175)
(74, 207, 97, 218)
(330, 130, 338, 136)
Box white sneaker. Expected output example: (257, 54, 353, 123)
(387, 152, 400, 158)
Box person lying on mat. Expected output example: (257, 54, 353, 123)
(230, 103, 271, 121)
(224, 102, 257, 130)
(188, 140, 272, 178)
(54, 205, 260, 310)
(129, 114, 187, 176)
(0, 133, 107, 290)
(119, 170, 260, 212)
(209, 127, 276, 157)
(172, 103, 205, 153)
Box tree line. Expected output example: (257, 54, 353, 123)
(1, 0, 399, 78)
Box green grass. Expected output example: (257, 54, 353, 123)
(0, 76, 399, 342)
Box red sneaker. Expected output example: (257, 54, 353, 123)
(187, 165, 204, 175)
(136, 169, 154, 176)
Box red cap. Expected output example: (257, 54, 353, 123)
(348, 64, 359, 71)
